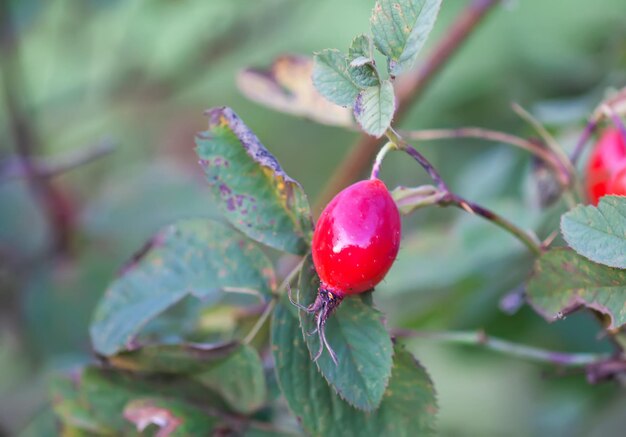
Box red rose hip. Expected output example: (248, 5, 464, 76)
(290, 178, 401, 363)
(312, 178, 401, 296)
(585, 127, 626, 205)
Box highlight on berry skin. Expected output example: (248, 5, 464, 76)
(290, 177, 401, 364)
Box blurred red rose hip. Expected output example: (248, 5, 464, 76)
(585, 127, 626, 205)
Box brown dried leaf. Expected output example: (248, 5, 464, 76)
(237, 55, 354, 127)
(124, 399, 182, 437)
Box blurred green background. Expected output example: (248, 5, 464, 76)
(1, 0, 625, 435)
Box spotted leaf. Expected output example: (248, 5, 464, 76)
(196, 107, 313, 255)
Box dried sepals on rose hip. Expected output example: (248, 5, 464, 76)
(290, 178, 401, 363)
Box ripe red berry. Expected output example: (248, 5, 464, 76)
(312, 178, 401, 296)
(586, 127, 626, 205)
(290, 178, 401, 363)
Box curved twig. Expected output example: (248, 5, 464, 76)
(400, 127, 569, 186)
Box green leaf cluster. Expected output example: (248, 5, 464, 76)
(312, 0, 442, 137)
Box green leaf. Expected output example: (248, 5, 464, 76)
(90, 219, 276, 356)
(296, 256, 393, 411)
(527, 248, 626, 329)
(103, 341, 266, 414)
(353, 80, 396, 138)
(348, 35, 380, 88)
(370, 0, 443, 76)
(561, 196, 626, 269)
(50, 375, 112, 435)
(348, 34, 373, 60)
(237, 55, 354, 127)
(312, 49, 361, 107)
(194, 344, 267, 414)
(271, 301, 437, 436)
(195, 107, 313, 255)
(123, 398, 218, 436)
(106, 342, 238, 373)
(51, 369, 220, 435)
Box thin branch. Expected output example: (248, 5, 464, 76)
(222, 287, 266, 304)
(242, 256, 305, 344)
(370, 141, 397, 180)
(400, 127, 569, 186)
(243, 298, 276, 345)
(512, 102, 580, 206)
(386, 127, 449, 191)
(570, 87, 626, 165)
(570, 119, 598, 166)
(276, 256, 305, 297)
(511, 103, 575, 181)
(1, 5, 74, 254)
(314, 0, 501, 215)
(385, 127, 542, 255)
(0, 139, 115, 182)
(397, 329, 610, 367)
(451, 196, 542, 255)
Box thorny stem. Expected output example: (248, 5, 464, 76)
(384, 127, 543, 256)
(314, 0, 501, 215)
(400, 127, 570, 187)
(398, 329, 610, 367)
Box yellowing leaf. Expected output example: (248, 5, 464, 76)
(238, 55, 354, 127)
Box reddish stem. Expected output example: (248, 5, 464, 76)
(385, 128, 542, 255)
(570, 119, 598, 166)
(1, 6, 74, 255)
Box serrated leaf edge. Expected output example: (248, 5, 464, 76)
(560, 196, 626, 269)
(526, 248, 626, 330)
(295, 283, 394, 412)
